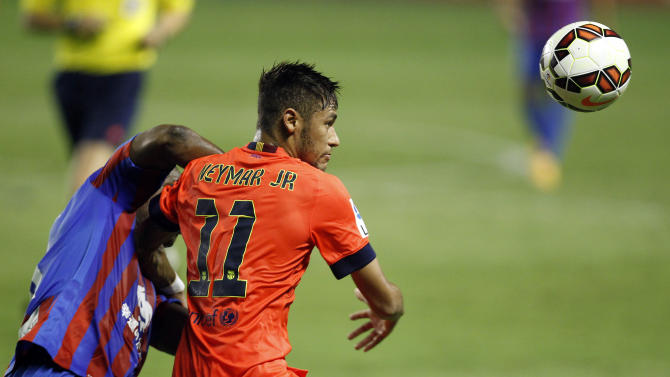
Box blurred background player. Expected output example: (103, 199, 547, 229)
(5, 125, 222, 377)
(497, 0, 583, 191)
(497, 0, 615, 191)
(20, 0, 193, 195)
(136, 62, 404, 377)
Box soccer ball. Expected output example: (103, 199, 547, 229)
(539, 21, 632, 112)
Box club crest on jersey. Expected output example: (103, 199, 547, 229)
(349, 199, 369, 238)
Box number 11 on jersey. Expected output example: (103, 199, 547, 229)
(189, 198, 256, 298)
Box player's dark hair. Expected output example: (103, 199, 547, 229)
(257, 61, 340, 135)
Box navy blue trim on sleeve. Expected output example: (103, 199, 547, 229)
(330, 243, 377, 280)
(148, 196, 180, 232)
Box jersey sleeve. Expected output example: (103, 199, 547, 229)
(147, 176, 182, 232)
(148, 158, 205, 231)
(90, 138, 172, 213)
(310, 175, 376, 280)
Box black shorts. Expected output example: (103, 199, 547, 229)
(6, 342, 76, 377)
(53, 71, 144, 149)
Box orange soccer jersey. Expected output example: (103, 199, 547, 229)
(153, 142, 375, 377)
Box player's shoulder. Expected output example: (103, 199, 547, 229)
(301, 167, 349, 199)
(316, 169, 345, 187)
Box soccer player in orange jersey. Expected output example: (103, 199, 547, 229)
(136, 62, 404, 377)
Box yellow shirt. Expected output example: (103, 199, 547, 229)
(21, 0, 193, 73)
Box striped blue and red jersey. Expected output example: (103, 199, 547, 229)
(7, 139, 172, 377)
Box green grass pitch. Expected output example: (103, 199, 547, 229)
(1, 1, 669, 376)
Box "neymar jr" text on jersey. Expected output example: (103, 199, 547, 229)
(198, 163, 297, 190)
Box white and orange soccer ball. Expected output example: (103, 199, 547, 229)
(539, 21, 632, 112)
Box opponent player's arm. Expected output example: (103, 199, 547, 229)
(149, 301, 188, 355)
(135, 215, 179, 290)
(135, 217, 181, 291)
(132, 125, 222, 291)
(348, 258, 404, 352)
(129, 124, 222, 171)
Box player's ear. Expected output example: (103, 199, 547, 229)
(282, 108, 299, 135)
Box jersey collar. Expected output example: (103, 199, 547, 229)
(245, 141, 288, 155)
